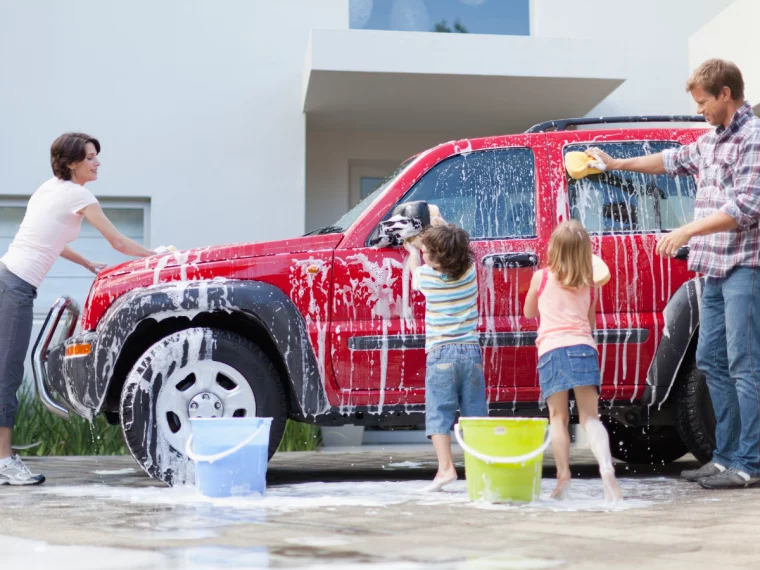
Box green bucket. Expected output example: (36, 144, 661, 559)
(455, 417, 551, 503)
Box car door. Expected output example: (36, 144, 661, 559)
(330, 136, 551, 412)
(547, 130, 700, 401)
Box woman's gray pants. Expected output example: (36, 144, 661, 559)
(0, 263, 37, 429)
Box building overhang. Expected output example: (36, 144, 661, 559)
(303, 30, 627, 136)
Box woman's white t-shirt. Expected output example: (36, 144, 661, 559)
(1, 178, 98, 288)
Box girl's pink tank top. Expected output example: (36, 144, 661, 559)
(536, 269, 596, 358)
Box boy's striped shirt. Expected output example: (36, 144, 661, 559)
(413, 263, 479, 353)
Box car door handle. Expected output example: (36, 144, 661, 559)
(482, 252, 538, 269)
(674, 246, 689, 261)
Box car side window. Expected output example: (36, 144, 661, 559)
(565, 141, 697, 233)
(393, 148, 536, 239)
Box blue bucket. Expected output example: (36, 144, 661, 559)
(186, 417, 272, 497)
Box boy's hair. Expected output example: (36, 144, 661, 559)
(686, 58, 744, 101)
(421, 224, 474, 280)
(547, 220, 593, 289)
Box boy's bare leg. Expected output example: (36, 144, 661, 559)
(546, 391, 571, 499)
(575, 385, 623, 501)
(424, 434, 458, 491)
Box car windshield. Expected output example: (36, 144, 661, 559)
(329, 158, 415, 232)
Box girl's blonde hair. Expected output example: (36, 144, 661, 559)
(547, 220, 593, 289)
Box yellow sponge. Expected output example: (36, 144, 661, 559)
(592, 254, 611, 286)
(565, 151, 605, 180)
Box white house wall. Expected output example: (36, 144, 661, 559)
(530, 0, 735, 116)
(689, 0, 760, 112)
(0, 0, 347, 250)
(306, 129, 446, 232)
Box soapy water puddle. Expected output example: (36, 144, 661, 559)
(26, 476, 694, 514)
(0, 535, 564, 570)
(1, 477, 718, 570)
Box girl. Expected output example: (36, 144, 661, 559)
(0, 133, 155, 485)
(524, 220, 623, 501)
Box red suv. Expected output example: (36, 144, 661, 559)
(35, 116, 714, 485)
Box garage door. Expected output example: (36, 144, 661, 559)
(0, 200, 148, 385)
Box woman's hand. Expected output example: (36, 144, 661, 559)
(87, 261, 108, 275)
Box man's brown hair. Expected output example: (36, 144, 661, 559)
(50, 132, 101, 181)
(421, 224, 474, 280)
(686, 58, 745, 101)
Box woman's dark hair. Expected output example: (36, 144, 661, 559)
(421, 224, 474, 280)
(50, 133, 101, 181)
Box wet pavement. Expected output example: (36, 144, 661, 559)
(2, 446, 759, 569)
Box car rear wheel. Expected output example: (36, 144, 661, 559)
(674, 360, 716, 464)
(120, 327, 287, 485)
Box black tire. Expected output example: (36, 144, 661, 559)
(603, 417, 688, 464)
(674, 361, 716, 463)
(120, 327, 287, 485)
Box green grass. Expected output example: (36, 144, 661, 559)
(13, 388, 320, 455)
(277, 419, 322, 452)
(14, 388, 128, 456)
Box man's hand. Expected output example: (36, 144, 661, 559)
(586, 147, 617, 170)
(87, 261, 108, 275)
(656, 227, 692, 258)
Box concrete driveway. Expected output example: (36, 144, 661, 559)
(1, 446, 758, 570)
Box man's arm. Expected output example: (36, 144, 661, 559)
(586, 148, 666, 175)
(657, 134, 760, 257)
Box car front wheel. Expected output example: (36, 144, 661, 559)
(120, 327, 287, 485)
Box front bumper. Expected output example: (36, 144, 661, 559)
(32, 297, 98, 420)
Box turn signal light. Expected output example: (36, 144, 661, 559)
(65, 343, 92, 358)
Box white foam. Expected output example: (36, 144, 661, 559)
(387, 461, 425, 468)
(32, 477, 688, 514)
(92, 468, 137, 476)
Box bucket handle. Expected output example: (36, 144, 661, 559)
(454, 423, 552, 465)
(185, 425, 265, 465)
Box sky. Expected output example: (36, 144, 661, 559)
(350, 0, 530, 36)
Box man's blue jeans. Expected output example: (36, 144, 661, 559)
(697, 267, 760, 475)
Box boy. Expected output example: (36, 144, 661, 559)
(406, 224, 487, 492)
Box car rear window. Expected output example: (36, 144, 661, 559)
(565, 141, 697, 234)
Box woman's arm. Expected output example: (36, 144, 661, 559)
(60, 246, 107, 275)
(81, 203, 155, 257)
(523, 270, 543, 319)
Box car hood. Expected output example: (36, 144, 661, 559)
(98, 233, 344, 279)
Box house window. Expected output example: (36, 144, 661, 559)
(565, 142, 697, 234)
(350, 0, 530, 36)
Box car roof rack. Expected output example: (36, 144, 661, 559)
(525, 115, 705, 133)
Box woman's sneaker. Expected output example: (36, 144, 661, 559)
(0, 455, 45, 486)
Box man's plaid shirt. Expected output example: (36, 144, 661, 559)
(663, 102, 760, 278)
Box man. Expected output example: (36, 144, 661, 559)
(588, 59, 760, 489)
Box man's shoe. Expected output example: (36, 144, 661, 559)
(0, 455, 45, 486)
(698, 468, 760, 489)
(681, 461, 725, 482)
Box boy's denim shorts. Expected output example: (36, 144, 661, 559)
(537, 344, 600, 401)
(425, 343, 488, 437)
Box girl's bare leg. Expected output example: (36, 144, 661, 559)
(575, 386, 623, 501)
(546, 391, 571, 499)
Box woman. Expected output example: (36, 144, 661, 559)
(0, 133, 155, 485)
